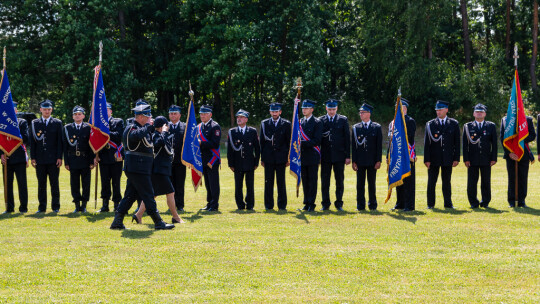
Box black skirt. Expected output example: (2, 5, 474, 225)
(151, 174, 174, 196)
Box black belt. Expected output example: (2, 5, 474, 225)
(126, 151, 153, 158)
(68, 151, 86, 157)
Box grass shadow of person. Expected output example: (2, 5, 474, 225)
(294, 210, 310, 224)
(430, 208, 469, 215)
(0, 212, 23, 220)
(513, 206, 540, 216)
(471, 207, 508, 214)
(121, 229, 154, 239)
(386, 213, 418, 224)
(26, 212, 59, 219)
(183, 211, 204, 223)
(83, 212, 112, 223)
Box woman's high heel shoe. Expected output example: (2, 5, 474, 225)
(132, 214, 142, 224)
(172, 218, 184, 224)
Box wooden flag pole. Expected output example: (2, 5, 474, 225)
(94, 41, 103, 209)
(3, 47, 8, 211)
(513, 44, 519, 206)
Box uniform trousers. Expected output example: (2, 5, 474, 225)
(171, 163, 186, 209)
(117, 172, 158, 215)
(395, 162, 415, 210)
(505, 158, 529, 206)
(99, 162, 123, 204)
(36, 163, 60, 211)
(427, 165, 453, 208)
(70, 167, 91, 203)
(203, 165, 220, 209)
(301, 164, 319, 208)
(356, 166, 377, 210)
(263, 163, 287, 210)
(320, 161, 345, 209)
(467, 165, 491, 208)
(6, 163, 28, 212)
(234, 170, 255, 209)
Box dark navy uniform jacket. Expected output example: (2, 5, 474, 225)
(462, 121, 497, 166)
(98, 117, 124, 164)
(152, 130, 173, 176)
(300, 116, 323, 166)
(30, 117, 64, 164)
(351, 121, 382, 167)
(63, 122, 95, 170)
(168, 121, 186, 164)
(0, 118, 29, 165)
(386, 115, 416, 160)
(500, 115, 536, 160)
(319, 114, 350, 163)
(123, 121, 155, 175)
(199, 119, 221, 166)
(423, 117, 460, 166)
(259, 117, 291, 165)
(227, 126, 260, 171)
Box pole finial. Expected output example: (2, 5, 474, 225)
(188, 81, 194, 101)
(398, 86, 402, 97)
(99, 41, 103, 64)
(513, 44, 519, 68)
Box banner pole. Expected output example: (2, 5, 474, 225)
(2, 47, 7, 210)
(513, 45, 519, 206)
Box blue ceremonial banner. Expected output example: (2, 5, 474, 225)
(0, 68, 23, 156)
(181, 99, 203, 191)
(88, 65, 110, 153)
(384, 95, 412, 204)
(288, 97, 302, 196)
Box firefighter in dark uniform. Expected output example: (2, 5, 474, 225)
(1, 102, 29, 213)
(63, 106, 96, 212)
(97, 102, 124, 213)
(168, 105, 187, 212)
(110, 102, 174, 230)
(300, 99, 323, 212)
(259, 103, 291, 211)
(501, 114, 536, 207)
(198, 105, 222, 212)
(319, 99, 350, 211)
(463, 104, 497, 208)
(227, 109, 260, 210)
(424, 100, 460, 209)
(387, 98, 417, 211)
(351, 103, 382, 211)
(30, 100, 63, 213)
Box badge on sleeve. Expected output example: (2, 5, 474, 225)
(215, 130, 220, 136)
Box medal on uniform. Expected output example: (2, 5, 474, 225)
(434, 134, 438, 138)
(70, 139, 74, 143)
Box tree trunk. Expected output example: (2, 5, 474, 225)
(531, 0, 538, 90)
(484, 5, 490, 54)
(118, 10, 126, 42)
(426, 39, 433, 59)
(506, 0, 512, 60)
(460, 0, 472, 70)
(228, 75, 234, 127)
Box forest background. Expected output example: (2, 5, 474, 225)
(1, 0, 540, 127)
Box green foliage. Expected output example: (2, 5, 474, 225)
(1, 0, 539, 124)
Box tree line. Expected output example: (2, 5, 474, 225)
(1, 0, 539, 127)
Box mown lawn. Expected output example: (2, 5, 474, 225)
(0, 155, 539, 303)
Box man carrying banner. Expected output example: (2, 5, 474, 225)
(198, 105, 222, 212)
(387, 98, 416, 211)
(64, 106, 96, 213)
(463, 104, 497, 209)
(97, 103, 124, 213)
(168, 105, 187, 212)
(319, 99, 350, 211)
(299, 99, 322, 212)
(424, 100, 460, 209)
(110, 102, 174, 230)
(352, 103, 382, 211)
(30, 100, 64, 213)
(0, 102, 29, 214)
(260, 103, 291, 210)
(227, 109, 260, 210)
(501, 66, 536, 208)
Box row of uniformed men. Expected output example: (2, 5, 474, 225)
(4, 97, 534, 222)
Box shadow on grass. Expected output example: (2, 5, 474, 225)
(294, 211, 310, 224)
(121, 229, 154, 239)
(26, 212, 59, 219)
(430, 208, 469, 215)
(83, 213, 113, 223)
(182, 211, 204, 223)
(0, 212, 23, 220)
(471, 207, 508, 214)
(513, 206, 540, 216)
(386, 213, 418, 224)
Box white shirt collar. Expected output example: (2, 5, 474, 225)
(439, 117, 447, 124)
(238, 126, 246, 132)
(362, 120, 371, 127)
(327, 114, 336, 120)
(205, 119, 213, 126)
(272, 117, 280, 124)
(75, 123, 82, 128)
(304, 115, 312, 122)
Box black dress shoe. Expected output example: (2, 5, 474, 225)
(509, 204, 516, 208)
(403, 208, 414, 212)
(445, 206, 455, 209)
(321, 207, 329, 211)
(265, 208, 274, 211)
(131, 214, 142, 224)
(200, 206, 210, 211)
(35, 210, 45, 214)
(52, 209, 59, 213)
(2, 210, 14, 214)
(336, 207, 344, 211)
(356, 208, 365, 212)
(427, 206, 434, 209)
(278, 208, 286, 211)
(518, 203, 528, 208)
(72, 209, 79, 213)
(172, 218, 183, 224)
(246, 208, 254, 211)
(203, 207, 218, 212)
(177, 208, 185, 213)
(98, 208, 110, 213)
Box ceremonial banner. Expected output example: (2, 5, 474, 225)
(384, 96, 411, 204)
(503, 69, 528, 161)
(181, 99, 203, 191)
(288, 97, 302, 195)
(0, 68, 23, 156)
(88, 65, 110, 153)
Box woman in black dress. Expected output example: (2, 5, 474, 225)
(133, 116, 184, 224)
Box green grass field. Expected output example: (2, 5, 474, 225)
(0, 156, 539, 303)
